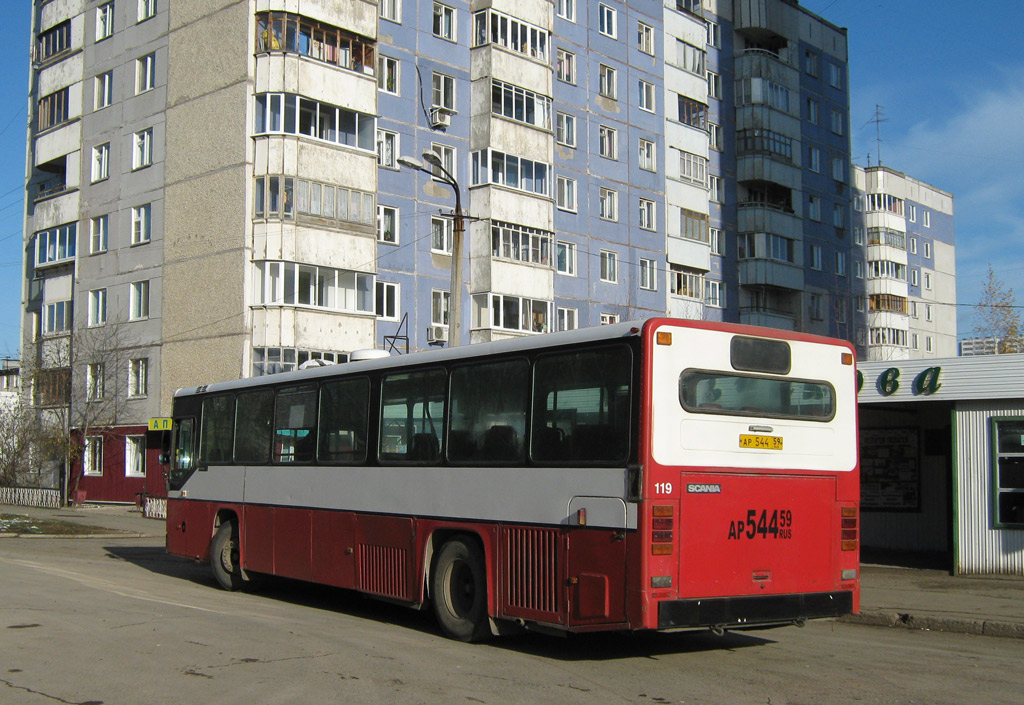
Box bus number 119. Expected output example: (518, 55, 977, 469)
(654, 482, 673, 495)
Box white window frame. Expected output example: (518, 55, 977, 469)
(924, 272, 933, 290)
(125, 436, 146, 477)
(835, 250, 847, 276)
(95, 71, 113, 110)
(380, 0, 401, 23)
(129, 357, 149, 398)
(431, 289, 450, 327)
(138, 0, 157, 22)
(831, 109, 844, 135)
(429, 143, 456, 182)
(91, 215, 108, 253)
(431, 71, 455, 110)
(709, 175, 722, 203)
(130, 280, 151, 320)
(638, 79, 655, 112)
(378, 55, 399, 94)
(133, 128, 153, 170)
(599, 187, 618, 221)
(84, 436, 103, 476)
(557, 0, 576, 22)
(86, 363, 105, 402)
(639, 198, 656, 231)
(376, 281, 399, 320)
(92, 143, 110, 183)
(639, 258, 656, 291)
(809, 147, 821, 173)
(556, 49, 576, 84)
(707, 71, 721, 99)
(638, 21, 654, 54)
(807, 98, 819, 124)
(710, 227, 723, 256)
(924, 241, 932, 259)
(377, 205, 399, 244)
(639, 138, 656, 172)
(598, 4, 617, 38)
(600, 250, 618, 283)
(600, 313, 619, 326)
(136, 53, 156, 94)
(706, 20, 720, 48)
(132, 204, 152, 244)
(829, 63, 843, 89)
(709, 122, 722, 150)
(705, 280, 725, 308)
(377, 129, 398, 168)
(923, 211, 931, 227)
(88, 289, 107, 327)
(430, 215, 453, 254)
(556, 241, 576, 276)
(599, 64, 617, 99)
(96, 3, 114, 41)
(555, 112, 576, 147)
(432, 2, 456, 41)
(599, 125, 617, 159)
(808, 195, 821, 222)
(810, 244, 823, 271)
(557, 307, 578, 331)
(556, 175, 577, 212)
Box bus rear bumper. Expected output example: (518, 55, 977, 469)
(657, 591, 854, 631)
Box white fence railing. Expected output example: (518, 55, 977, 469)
(0, 487, 62, 509)
(143, 497, 167, 520)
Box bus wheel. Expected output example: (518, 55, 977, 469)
(432, 538, 491, 642)
(211, 522, 245, 591)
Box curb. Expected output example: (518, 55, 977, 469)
(0, 532, 154, 540)
(841, 610, 1024, 639)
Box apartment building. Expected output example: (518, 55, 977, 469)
(851, 165, 956, 360)
(22, 0, 853, 501)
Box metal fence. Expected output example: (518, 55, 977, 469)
(0, 486, 62, 509)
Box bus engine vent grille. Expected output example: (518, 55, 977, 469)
(359, 544, 409, 600)
(505, 527, 560, 615)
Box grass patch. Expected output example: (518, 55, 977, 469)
(0, 513, 115, 536)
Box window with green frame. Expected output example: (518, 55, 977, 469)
(992, 417, 1024, 528)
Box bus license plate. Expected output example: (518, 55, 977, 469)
(739, 434, 783, 450)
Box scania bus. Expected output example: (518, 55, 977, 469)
(165, 318, 859, 641)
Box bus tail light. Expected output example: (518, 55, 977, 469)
(841, 506, 857, 551)
(651, 505, 674, 555)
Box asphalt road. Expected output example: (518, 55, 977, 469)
(2, 535, 1023, 705)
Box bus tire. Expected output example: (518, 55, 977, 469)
(211, 522, 245, 591)
(432, 538, 491, 642)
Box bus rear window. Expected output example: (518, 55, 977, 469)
(679, 370, 835, 421)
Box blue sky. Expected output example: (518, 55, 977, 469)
(1, 1, 1021, 355)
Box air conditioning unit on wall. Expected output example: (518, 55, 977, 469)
(430, 107, 451, 128)
(427, 325, 448, 343)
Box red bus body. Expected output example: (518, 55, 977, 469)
(166, 318, 859, 638)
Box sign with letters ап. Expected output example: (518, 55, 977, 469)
(857, 366, 942, 398)
(148, 417, 172, 432)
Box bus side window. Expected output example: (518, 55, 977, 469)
(380, 369, 446, 463)
(167, 417, 196, 491)
(199, 395, 235, 465)
(318, 377, 369, 463)
(274, 385, 317, 463)
(234, 389, 274, 463)
(449, 359, 529, 464)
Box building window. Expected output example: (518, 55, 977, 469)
(705, 280, 724, 308)
(35, 224, 77, 268)
(377, 129, 398, 168)
(679, 208, 709, 243)
(600, 250, 618, 283)
(925, 336, 934, 353)
(475, 293, 552, 333)
(599, 188, 618, 221)
(807, 98, 819, 124)
(37, 20, 72, 63)
(472, 9, 548, 61)
(808, 195, 821, 222)
(707, 70, 721, 99)
(380, 0, 401, 22)
(833, 203, 845, 228)
(433, 3, 456, 40)
(255, 176, 296, 220)
(470, 149, 549, 196)
(830, 109, 844, 135)
(832, 156, 846, 182)
(254, 93, 376, 151)
(557, 307, 578, 331)
(376, 281, 399, 320)
(252, 347, 347, 376)
(599, 125, 617, 159)
(491, 79, 552, 130)
(638, 21, 654, 54)
(599, 64, 617, 99)
(923, 211, 931, 227)
(992, 419, 1024, 527)
(556, 175, 577, 212)
(88, 289, 107, 327)
(638, 79, 655, 112)
(677, 40, 705, 76)
(377, 205, 398, 244)
(91, 215, 108, 253)
(737, 128, 793, 161)
(87, 363, 105, 402)
(600, 313, 619, 325)
(491, 221, 552, 266)
(43, 301, 72, 335)
(556, 241, 576, 276)
(677, 96, 707, 130)
(809, 294, 823, 320)
(911, 269, 919, 286)
(835, 251, 847, 276)
(555, 112, 576, 147)
(639, 258, 656, 291)
(432, 290, 450, 326)
(709, 175, 722, 203)
(84, 437, 103, 476)
(669, 265, 704, 299)
(710, 228, 723, 256)
(556, 49, 576, 84)
(639, 138, 656, 172)
(639, 198, 656, 231)
(132, 204, 152, 244)
(92, 143, 110, 183)
(256, 12, 377, 74)
(429, 143, 455, 181)
(133, 128, 153, 170)
(125, 436, 146, 477)
(854, 260, 865, 279)
(804, 50, 818, 77)
(130, 281, 151, 320)
(706, 20, 720, 48)
(810, 244, 823, 270)
(828, 63, 843, 89)
(38, 88, 70, 131)
(598, 4, 617, 37)
(557, 0, 576, 22)
(129, 358, 149, 397)
(808, 147, 820, 173)
(709, 122, 722, 150)
(378, 55, 399, 94)
(429, 216, 453, 254)
(96, 3, 114, 41)
(255, 262, 373, 313)
(95, 72, 113, 110)
(678, 150, 708, 187)
(924, 272, 933, 290)
(139, 0, 157, 22)
(432, 71, 455, 110)
(137, 53, 156, 94)
(924, 242, 932, 259)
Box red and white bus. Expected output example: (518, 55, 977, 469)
(165, 318, 859, 641)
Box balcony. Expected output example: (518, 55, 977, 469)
(738, 258, 804, 291)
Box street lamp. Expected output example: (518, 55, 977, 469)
(397, 151, 465, 348)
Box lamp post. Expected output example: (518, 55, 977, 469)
(397, 151, 465, 347)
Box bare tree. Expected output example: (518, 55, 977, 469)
(973, 266, 1023, 354)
